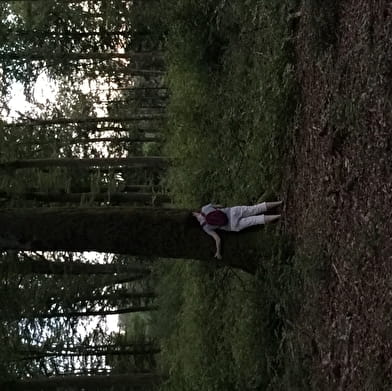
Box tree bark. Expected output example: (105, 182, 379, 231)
(0, 157, 168, 171)
(1, 373, 164, 391)
(4, 191, 171, 205)
(19, 349, 161, 360)
(30, 305, 158, 320)
(2, 0, 89, 2)
(22, 185, 161, 194)
(25, 136, 162, 148)
(0, 256, 149, 276)
(16, 345, 161, 361)
(0, 207, 280, 273)
(3, 50, 163, 62)
(73, 136, 162, 143)
(86, 127, 161, 133)
(98, 274, 150, 288)
(73, 290, 157, 304)
(4, 114, 164, 128)
(6, 29, 133, 40)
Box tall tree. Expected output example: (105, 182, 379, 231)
(0, 207, 278, 272)
(1, 373, 164, 391)
(0, 157, 168, 171)
(0, 191, 171, 205)
(3, 114, 164, 128)
(33, 305, 158, 319)
(0, 255, 149, 276)
(15, 343, 161, 361)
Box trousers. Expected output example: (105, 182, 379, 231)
(229, 202, 267, 231)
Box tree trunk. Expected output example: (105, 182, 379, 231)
(0, 157, 168, 171)
(5, 191, 171, 205)
(3, 50, 163, 62)
(7, 29, 133, 40)
(0, 256, 149, 276)
(0, 207, 280, 273)
(86, 127, 161, 133)
(29, 305, 158, 320)
(73, 290, 157, 304)
(113, 86, 167, 91)
(98, 274, 150, 288)
(73, 136, 162, 143)
(1, 373, 164, 391)
(4, 114, 164, 128)
(16, 344, 161, 361)
(25, 136, 162, 148)
(3, 0, 89, 2)
(22, 185, 161, 194)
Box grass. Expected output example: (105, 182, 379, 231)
(162, 0, 299, 208)
(147, 1, 317, 390)
(116, 0, 392, 389)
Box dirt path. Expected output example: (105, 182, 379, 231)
(284, 0, 392, 388)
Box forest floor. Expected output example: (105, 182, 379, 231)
(283, 0, 392, 389)
(157, 1, 392, 390)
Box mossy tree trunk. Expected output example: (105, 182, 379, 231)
(0, 207, 278, 273)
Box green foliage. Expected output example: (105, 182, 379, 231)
(154, 250, 316, 390)
(163, 0, 299, 208)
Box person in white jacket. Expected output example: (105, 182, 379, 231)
(192, 201, 282, 259)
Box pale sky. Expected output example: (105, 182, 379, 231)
(4, 76, 120, 333)
(4, 73, 58, 120)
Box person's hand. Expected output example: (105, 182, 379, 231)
(214, 252, 222, 260)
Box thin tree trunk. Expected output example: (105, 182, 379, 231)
(113, 86, 167, 91)
(1, 373, 164, 391)
(3, 50, 163, 62)
(4, 114, 164, 128)
(2, 0, 89, 2)
(26, 136, 162, 148)
(31, 305, 158, 319)
(86, 127, 161, 133)
(6, 29, 133, 40)
(16, 345, 161, 361)
(74, 136, 162, 143)
(0, 256, 149, 276)
(98, 274, 150, 288)
(23, 185, 161, 194)
(0, 207, 283, 273)
(73, 290, 157, 304)
(0, 157, 168, 171)
(6, 191, 170, 205)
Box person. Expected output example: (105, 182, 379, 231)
(192, 201, 282, 260)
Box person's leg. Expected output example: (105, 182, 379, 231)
(236, 214, 281, 231)
(236, 201, 282, 218)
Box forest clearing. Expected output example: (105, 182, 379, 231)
(0, 0, 391, 390)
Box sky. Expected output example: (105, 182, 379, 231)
(4, 77, 120, 333)
(4, 73, 58, 120)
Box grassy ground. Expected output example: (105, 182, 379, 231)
(153, 0, 392, 389)
(161, 0, 298, 207)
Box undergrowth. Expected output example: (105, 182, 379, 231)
(148, 0, 321, 390)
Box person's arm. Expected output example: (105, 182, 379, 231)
(207, 230, 222, 260)
(196, 212, 223, 259)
